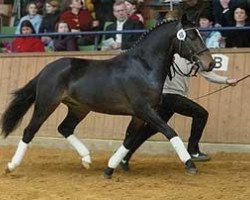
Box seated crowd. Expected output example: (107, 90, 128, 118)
(1, 0, 250, 53)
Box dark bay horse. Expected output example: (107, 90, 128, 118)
(1, 16, 215, 178)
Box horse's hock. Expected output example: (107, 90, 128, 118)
(0, 49, 250, 153)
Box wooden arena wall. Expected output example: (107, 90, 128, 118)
(0, 49, 250, 144)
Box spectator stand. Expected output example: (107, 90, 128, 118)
(0, 29, 146, 52)
(1, 24, 250, 52)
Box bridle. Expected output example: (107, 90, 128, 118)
(179, 27, 209, 61)
(170, 27, 209, 78)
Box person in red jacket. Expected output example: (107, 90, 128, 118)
(60, 0, 97, 45)
(11, 20, 45, 53)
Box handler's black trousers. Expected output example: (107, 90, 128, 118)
(124, 93, 209, 162)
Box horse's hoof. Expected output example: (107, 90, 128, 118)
(81, 155, 91, 169)
(103, 167, 114, 179)
(120, 161, 130, 172)
(5, 166, 12, 174)
(82, 161, 91, 169)
(185, 167, 198, 175)
(5, 168, 11, 174)
(5, 163, 15, 174)
(185, 159, 198, 175)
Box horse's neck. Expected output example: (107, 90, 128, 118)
(135, 25, 176, 83)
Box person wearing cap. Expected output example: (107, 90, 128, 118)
(124, 0, 144, 24)
(39, 0, 61, 46)
(103, 0, 144, 50)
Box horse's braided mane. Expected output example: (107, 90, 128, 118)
(122, 19, 179, 54)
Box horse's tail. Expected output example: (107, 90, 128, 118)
(1, 76, 38, 138)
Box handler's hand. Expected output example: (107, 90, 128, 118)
(226, 78, 238, 86)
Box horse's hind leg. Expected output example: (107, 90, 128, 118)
(6, 101, 60, 173)
(57, 107, 91, 169)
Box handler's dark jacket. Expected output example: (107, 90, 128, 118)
(105, 19, 144, 50)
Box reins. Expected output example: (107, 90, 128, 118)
(170, 61, 198, 78)
(192, 74, 250, 100)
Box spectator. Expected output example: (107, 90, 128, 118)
(199, 13, 225, 48)
(11, 20, 45, 52)
(92, 0, 115, 30)
(124, 0, 144, 24)
(102, 0, 144, 50)
(225, 5, 250, 47)
(212, 0, 239, 27)
(60, 0, 96, 45)
(16, 2, 43, 34)
(21, 0, 45, 16)
(53, 21, 79, 51)
(39, 0, 61, 46)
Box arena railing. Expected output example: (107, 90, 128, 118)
(1, 26, 250, 51)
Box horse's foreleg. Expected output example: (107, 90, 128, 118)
(135, 105, 197, 175)
(58, 108, 91, 169)
(104, 105, 197, 178)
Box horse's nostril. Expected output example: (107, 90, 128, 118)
(209, 61, 215, 70)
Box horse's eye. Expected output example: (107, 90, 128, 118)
(187, 32, 196, 40)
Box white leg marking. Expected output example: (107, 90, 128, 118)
(108, 145, 129, 169)
(67, 135, 91, 169)
(7, 140, 28, 172)
(170, 136, 191, 163)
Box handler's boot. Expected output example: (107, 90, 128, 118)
(190, 151, 211, 162)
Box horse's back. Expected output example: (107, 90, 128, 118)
(35, 54, 160, 115)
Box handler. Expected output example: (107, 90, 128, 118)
(120, 54, 238, 171)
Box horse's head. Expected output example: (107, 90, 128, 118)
(172, 15, 215, 72)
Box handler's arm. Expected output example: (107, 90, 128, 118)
(199, 70, 238, 85)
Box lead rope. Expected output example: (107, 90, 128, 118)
(192, 74, 250, 100)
